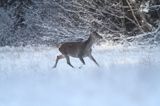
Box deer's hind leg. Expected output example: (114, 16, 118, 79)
(53, 55, 64, 68)
(65, 55, 74, 68)
(79, 56, 85, 65)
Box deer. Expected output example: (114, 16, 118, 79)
(53, 31, 103, 68)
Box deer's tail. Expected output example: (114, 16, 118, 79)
(55, 44, 62, 48)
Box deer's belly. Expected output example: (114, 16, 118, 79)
(68, 53, 79, 57)
(68, 51, 90, 58)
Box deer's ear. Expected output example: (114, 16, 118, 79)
(90, 31, 95, 34)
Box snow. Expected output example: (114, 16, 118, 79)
(0, 45, 160, 106)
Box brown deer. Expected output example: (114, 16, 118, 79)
(53, 31, 102, 68)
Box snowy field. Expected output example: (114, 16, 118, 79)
(0, 45, 160, 106)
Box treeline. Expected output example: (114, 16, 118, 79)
(0, 0, 160, 46)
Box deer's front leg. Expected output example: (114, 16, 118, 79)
(78, 56, 85, 69)
(89, 54, 99, 67)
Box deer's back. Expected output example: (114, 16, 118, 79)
(59, 42, 91, 57)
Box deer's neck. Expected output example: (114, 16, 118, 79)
(84, 35, 95, 49)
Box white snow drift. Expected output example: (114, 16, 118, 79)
(0, 45, 160, 106)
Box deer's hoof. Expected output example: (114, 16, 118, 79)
(78, 66, 83, 69)
(52, 66, 56, 69)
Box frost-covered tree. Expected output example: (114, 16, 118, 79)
(0, 0, 160, 46)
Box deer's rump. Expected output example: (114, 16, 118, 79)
(59, 42, 84, 57)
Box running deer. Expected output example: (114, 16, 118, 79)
(53, 31, 102, 68)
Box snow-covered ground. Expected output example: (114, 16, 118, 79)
(0, 45, 160, 106)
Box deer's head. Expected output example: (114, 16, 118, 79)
(91, 31, 103, 41)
